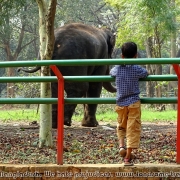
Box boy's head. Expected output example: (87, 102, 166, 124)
(121, 42, 137, 58)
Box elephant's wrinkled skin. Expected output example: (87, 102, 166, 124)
(18, 23, 116, 128)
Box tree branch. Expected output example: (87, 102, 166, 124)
(19, 37, 38, 51)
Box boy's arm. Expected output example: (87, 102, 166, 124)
(110, 65, 118, 77)
(137, 66, 149, 78)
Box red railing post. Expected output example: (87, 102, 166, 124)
(50, 65, 64, 165)
(173, 64, 180, 164)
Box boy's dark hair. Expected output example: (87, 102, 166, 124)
(121, 42, 137, 58)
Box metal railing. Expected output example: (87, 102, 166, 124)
(0, 75, 177, 104)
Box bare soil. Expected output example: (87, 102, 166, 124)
(0, 120, 177, 164)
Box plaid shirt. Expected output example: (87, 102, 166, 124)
(110, 65, 148, 106)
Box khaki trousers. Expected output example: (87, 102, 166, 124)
(115, 100, 141, 148)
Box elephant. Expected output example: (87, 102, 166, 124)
(18, 23, 116, 128)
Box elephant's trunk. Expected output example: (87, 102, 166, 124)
(17, 66, 41, 73)
(102, 65, 116, 93)
(103, 82, 116, 93)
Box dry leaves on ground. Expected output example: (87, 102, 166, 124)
(0, 121, 177, 164)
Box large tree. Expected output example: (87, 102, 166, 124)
(36, 0, 57, 148)
(0, 0, 57, 147)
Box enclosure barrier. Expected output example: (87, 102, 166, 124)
(0, 75, 177, 104)
(0, 58, 180, 165)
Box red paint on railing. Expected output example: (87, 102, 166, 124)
(50, 65, 64, 165)
(173, 64, 180, 164)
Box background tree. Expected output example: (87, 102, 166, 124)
(0, 1, 39, 100)
(56, 0, 119, 31)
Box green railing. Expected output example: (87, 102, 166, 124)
(1, 58, 180, 67)
(0, 75, 178, 104)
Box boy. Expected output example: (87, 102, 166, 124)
(110, 42, 148, 166)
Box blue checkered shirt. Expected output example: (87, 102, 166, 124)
(110, 65, 148, 106)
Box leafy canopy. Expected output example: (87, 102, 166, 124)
(104, 0, 179, 48)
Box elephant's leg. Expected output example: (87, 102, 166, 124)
(64, 83, 87, 126)
(51, 82, 58, 128)
(64, 103, 77, 126)
(82, 66, 106, 127)
(81, 82, 103, 127)
(52, 100, 77, 127)
(52, 85, 79, 127)
(52, 80, 88, 128)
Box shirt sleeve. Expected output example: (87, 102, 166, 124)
(136, 65, 148, 78)
(110, 65, 118, 77)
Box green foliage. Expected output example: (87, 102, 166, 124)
(15, 72, 40, 99)
(0, 0, 39, 61)
(105, 0, 179, 49)
(15, 81, 40, 99)
(0, 0, 27, 18)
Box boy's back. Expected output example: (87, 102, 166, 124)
(110, 64, 148, 106)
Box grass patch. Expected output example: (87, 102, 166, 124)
(0, 106, 177, 123)
(141, 109, 177, 122)
(0, 109, 39, 123)
(72, 107, 177, 123)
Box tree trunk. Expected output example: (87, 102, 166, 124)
(3, 10, 28, 102)
(7, 68, 15, 98)
(40, 66, 52, 147)
(36, 0, 57, 148)
(145, 38, 154, 98)
(5, 46, 16, 108)
(170, 1, 177, 110)
(155, 65, 162, 98)
(146, 65, 154, 97)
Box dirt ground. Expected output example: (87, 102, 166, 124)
(0, 120, 177, 164)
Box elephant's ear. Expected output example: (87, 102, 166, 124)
(108, 33, 116, 57)
(102, 28, 116, 57)
(110, 33, 116, 48)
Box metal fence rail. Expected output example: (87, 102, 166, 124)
(0, 75, 177, 82)
(0, 97, 177, 104)
(0, 58, 180, 67)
